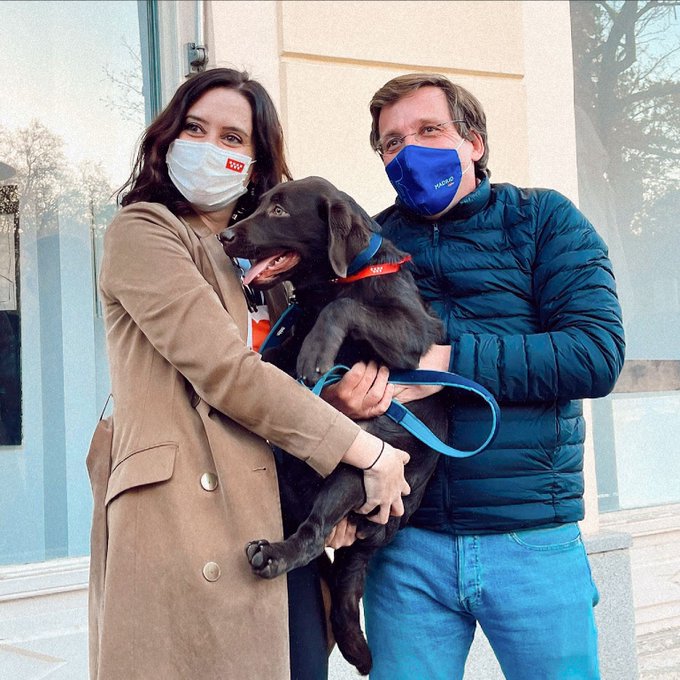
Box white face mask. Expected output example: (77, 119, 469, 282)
(166, 139, 255, 212)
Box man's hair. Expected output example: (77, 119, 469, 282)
(369, 73, 490, 176)
(118, 68, 292, 215)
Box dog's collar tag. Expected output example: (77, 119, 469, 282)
(331, 255, 412, 284)
(346, 232, 383, 276)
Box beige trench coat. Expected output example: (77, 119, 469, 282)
(86, 202, 360, 680)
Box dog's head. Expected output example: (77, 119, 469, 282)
(219, 177, 376, 289)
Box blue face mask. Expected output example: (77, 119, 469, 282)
(385, 142, 469, 216)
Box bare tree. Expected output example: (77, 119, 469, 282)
(571, 0, 680, 352)
(571, 0, 680, 236)
(101, 38, 145, 124)
(0, 120, 71, 234)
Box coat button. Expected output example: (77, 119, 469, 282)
(200, 472, 219, 491)
(202, 562, 221, 582)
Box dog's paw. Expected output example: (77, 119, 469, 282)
(245, 540, 286, 579)
(296, 353, 334, 386)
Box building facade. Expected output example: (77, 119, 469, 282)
(0, 1, 678, 677)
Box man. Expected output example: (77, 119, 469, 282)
(327, 73, 625, 679)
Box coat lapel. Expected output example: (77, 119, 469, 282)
(182, 213, 249, 342)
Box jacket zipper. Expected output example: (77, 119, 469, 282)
(431, 221, 444, 283)
(430, 221, 451, 521)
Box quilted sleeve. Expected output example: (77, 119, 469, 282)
(450, 191, 625, 402)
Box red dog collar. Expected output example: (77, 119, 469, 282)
(331, 255, 412, 284)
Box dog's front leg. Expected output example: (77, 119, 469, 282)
(246, 463, 366, 579)
(296, 299, 356, 384)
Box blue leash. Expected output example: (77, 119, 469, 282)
(259, 300, 500, 458)
(308, 365, 500, 459)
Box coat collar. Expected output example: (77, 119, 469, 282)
(182, 211, 249, 342)
(444, 173, 491, 220)
(182, 210, 216, 239)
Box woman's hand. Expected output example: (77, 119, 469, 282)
(357, 442, 411, 525)
(322, 361, 393, 419)
(341, 431, 410, 525)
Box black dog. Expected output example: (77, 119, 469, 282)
(220, 176, 450, 674)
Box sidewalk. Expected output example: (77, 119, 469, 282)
(2, 592, 679, 680)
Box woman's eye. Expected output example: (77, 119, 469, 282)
(184, 122, 202, 133)
(223, 133, 243, 146)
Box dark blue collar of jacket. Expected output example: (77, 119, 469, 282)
(395, 172, 491, 222)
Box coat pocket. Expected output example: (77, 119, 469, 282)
(105, 443, 178, 505)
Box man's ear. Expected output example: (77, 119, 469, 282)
(326, 196, 371, 278)
(470, 130, 484, 162)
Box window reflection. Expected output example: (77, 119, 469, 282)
(0, 0, 147, 564)
(571, 0, 680, 511)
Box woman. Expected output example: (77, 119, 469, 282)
(87, 68, 410, 680)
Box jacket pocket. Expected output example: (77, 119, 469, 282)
(105, 443, 177, 505)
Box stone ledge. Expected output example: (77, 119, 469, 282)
(584, 529, 633, 554)
(0, 557, 89, 602)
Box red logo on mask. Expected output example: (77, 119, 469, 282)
(225, 157, 246, 173)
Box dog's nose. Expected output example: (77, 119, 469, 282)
(219, 227, 236, 243)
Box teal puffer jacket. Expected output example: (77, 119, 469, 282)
(376, 176, 625, 534)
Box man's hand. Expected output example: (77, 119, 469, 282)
(322, 346, 453, 414)
(325, 517, 360, 549)
(322, 361, 394, 419)
(391, 344, 452, 404)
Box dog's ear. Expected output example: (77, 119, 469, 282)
(326, 195, 372, 278)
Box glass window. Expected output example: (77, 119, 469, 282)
(0, 0, 154, 564)
(571, 1, 680, 512)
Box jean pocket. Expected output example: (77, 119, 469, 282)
(509, 523, 582, 552)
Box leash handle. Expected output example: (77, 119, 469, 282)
(305, 365, 500, 459)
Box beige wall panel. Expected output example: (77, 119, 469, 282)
(521, 0, 579, 203)
(280, 1, 524, 77)
(281, 60, 529, 216)
(207, 0, 281, 108)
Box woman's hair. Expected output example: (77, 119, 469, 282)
(369, 73, 490, 176)
(119, 68, 292, 215)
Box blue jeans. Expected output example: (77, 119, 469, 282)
(364, 524, 600, 679)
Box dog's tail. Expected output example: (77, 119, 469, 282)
(330, 545, 376, 675)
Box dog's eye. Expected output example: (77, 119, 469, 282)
(270, 205, 288, 217)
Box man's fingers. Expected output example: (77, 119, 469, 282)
(364, 364, 390, 407)
(334, 363, 366, 396)
(373, 382, 395, 415)
(325, 518, 358, 549)
(325, 525, 337, 545)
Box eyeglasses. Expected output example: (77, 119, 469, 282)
(375, 120, 466, 158)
